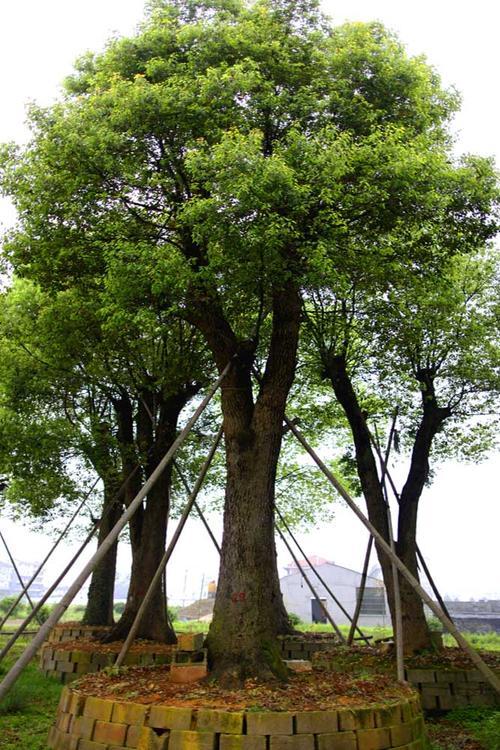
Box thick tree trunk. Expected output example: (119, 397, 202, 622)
(207, 412, 291, 683)
(191, 282, 300, 683)
(83, 484, 122, 626)
(103, 393, 187, 644)
(324, 355, 433, 653)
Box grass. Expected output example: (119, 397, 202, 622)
(0, 638, 63, 750)
(427, 707, 500, 749)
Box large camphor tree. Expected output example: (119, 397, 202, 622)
(2, 0, 497, 681)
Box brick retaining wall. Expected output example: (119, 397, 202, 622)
(48, 687, 427, 750)
(406, 668, 500, 711)
(48, 624, 112, 644)
(40, 644, 174, 684)
(278, 636, 338, 661)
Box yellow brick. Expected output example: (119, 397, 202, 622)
(269, 735, 314, 750)
(94, 720, 128, 745)
(220, 735, 266, 750)
(337, 711, 356, 731)
(295, 711, 338, 734)
(356, 727, 391, 750)
(169, 729, 217, 750)
(196, 709, 244, 734)
(68, 691, 86, 716)
(126, 724, 143, 748)
(390, 723, 413, 746)
(317, 733, 357, 750)
(137, 726, 169, 750)
(177, 633, 205, 651)
(246, 712, 293, 735)
(59, 687, 72, 712)
(374, 705, 401, 728)
(83, 696, 114, 721)
(112, 701, 148, 725)
(148, 705, 192, 730)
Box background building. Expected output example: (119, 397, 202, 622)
(280, 556, 391, 627)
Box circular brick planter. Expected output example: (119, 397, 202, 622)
(48, 686, 427, 750)
(47, 624, 112, 644)
(40, 642, 175, 684)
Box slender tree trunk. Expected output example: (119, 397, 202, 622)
(83, 484, 122, 626)
(192, 282, 300, 683)
(109, 467, 175, 642)
(324, 355, 398, 624)
(396, 370, 451, 652)
(83, 422, 123, 626)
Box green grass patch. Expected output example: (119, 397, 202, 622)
(0, 638, 63, 750)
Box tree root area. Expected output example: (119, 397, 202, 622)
(73, 665, 413, 711)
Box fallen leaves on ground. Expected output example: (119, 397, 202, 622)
(73, 666, 413, 711)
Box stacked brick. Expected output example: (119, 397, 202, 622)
(405, 668, 500, 710)
(48, 625, 112, 644)
(48, 687, 427, 750)
(314, 649, 500, 712)
(40, 645, 173, 684)
(278, 637, 337, 662)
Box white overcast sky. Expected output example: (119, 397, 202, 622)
(0, 1, 498, 603)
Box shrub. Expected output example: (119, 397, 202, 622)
(288, 612, 303, 627)
(168, 605, 180, 622)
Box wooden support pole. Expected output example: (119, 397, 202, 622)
(347, 535, 374, 645)
(0, 462, 142, 662)
(0, 478, 98, 632)
(368, 435, 454, 624)
(0, 530, 41, 626)
(173, 460, 221, 554)
(115, 426, 224, 667)
(275, 507, 370, 645)
(0, 362, 231, 702)
(275, 523, 346, 642)
(284, 416, 500, 695)
(0, 524, 98, 662)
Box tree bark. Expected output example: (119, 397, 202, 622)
(103, 392, 188, 643)
(323, 354, 433, 653)
(83, 422, 122, 627)
(82, 483, 122, 626)
(396, 369, 451, 652)
(190, 282, 301, 683)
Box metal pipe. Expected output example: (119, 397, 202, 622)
(0, 529, 41, 625)
(173, 460, 221, 554)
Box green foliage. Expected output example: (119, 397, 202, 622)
(0, 0, 498, 556)
(287, 612, 302, 627)
(168, 604, 180, 621)
(0, 596, 28, 618)
(442, 707, 500, 750)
